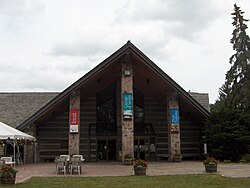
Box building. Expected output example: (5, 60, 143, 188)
(0, 42, 209, 163)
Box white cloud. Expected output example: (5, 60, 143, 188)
(0, 0, 249, 103)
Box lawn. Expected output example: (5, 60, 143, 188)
(1, 174, 250, 188)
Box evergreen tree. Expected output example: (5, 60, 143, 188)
(225, 4, 250, 111)
(205, 4, 250, 161)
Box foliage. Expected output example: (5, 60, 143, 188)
(223, 160, 231, 164)
(174, 153, 182, 158)
(241, 154, 250, 162)
(239, 159, 247, 163)
(205, 4, 250, 161)
(203, 157, 218, 166)
(134, 159, 148, 169)
(16, 138, 36, 146)
(124, 154, 133, 160)
(0, 165, 18, 178)
(10, 175, 250, 188)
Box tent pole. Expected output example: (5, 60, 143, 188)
(14, 139, 16, 167)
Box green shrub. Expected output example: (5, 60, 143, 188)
(241, 154, 250, 162)
(239, 159, 247, 163)
(223, 160, 231, 164)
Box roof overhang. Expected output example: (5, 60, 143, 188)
(17, 41, 210, 130)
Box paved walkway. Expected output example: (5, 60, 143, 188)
(15, 162, 250, 184)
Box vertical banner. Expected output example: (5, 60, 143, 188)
(123, 93, 132, 118)
(70, 109, 79, 133)
(170, 108, 179, 132)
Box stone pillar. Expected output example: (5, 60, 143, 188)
(69, 89, 80, 155)
(121, 52, 134, 163)
(0, 145, 4, 156)
(168, 92, 181, 161)
(24, 123, 37, 163)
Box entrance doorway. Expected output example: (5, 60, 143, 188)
(97, 140, 116, 161)
(134, 138, 147, 160)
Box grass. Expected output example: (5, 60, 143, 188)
(1, 174, 250, 188)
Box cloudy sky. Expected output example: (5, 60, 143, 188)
(0, 0, 249, 103)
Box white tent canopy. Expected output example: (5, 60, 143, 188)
(0, 121, 34, 140)
(0, 122, 35, 166)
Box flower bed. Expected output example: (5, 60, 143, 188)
(0, 165, 18, 184)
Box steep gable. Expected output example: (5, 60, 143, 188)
(15, 41, 209, 130)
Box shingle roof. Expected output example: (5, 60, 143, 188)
(0, 91, 209, 129)
(189, 92, 210, 112)
(0, 92, 59, 128)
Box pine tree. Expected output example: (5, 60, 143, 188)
(205, 4, 250, 161)
(225, 4, 250, 111)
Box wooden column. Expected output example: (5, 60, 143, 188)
(121, 52, 134, 163)
(168, 92, 181, 161)
(69, 89, 80, 155)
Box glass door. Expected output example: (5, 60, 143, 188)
(97, 140, 116, 161)
(134, 139, 147, 160)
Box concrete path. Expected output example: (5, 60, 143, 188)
(15, 162, 250, 184)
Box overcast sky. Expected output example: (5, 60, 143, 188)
(0, 0, 249, 103)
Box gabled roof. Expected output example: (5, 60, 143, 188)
(0, 92, 59, 128)
(17, 41, 210, 130)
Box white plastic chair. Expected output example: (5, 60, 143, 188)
(55, 157, 67, 175)
(72, 155, 84, 162)
(59, 155, 70, 161)
(69, 157, 81, 175)
(1, 157, 15, 166)
(0, 159, 5, 167)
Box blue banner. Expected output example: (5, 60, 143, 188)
(170, 108, 179, 125)
(123, 93, 132, 116)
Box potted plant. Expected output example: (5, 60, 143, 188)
(134, 159, 148, 176)
(124, 154, 133, 165)
(173, 153, 182, 162)
(203, 157, 218, 173)
(0, 165, 18, 184)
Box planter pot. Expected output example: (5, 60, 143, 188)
(134, 167, 146, 176)
(1, 174, 16, 184)
(205, 165, 217, 173)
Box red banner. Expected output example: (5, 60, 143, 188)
(70, 109, 79, 125)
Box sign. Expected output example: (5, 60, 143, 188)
(70, 125, 78, 133)
(170, 108, 179, 125)
(70, 109, 79, 125)
(70, 109, 79, 133)
(123, 93, 132, 118)
(170, 108, 179, 133)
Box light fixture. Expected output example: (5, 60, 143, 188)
(124, 70, 131, 76)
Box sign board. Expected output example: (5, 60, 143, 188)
(123, 93, 132, 118)
(70, 109, 79, 133)
(70, 125, 78, 133)
(170, 108, 179, 133)
(70, 109, 79, 125)
(170, 108, 179, 125)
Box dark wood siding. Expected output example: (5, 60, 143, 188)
(144, 96, 168, 159)
(37, 110, 69, 162)
(180, 120, 201, 158)
(80, 97, 96, 161)
(144, 96, 202, 160)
